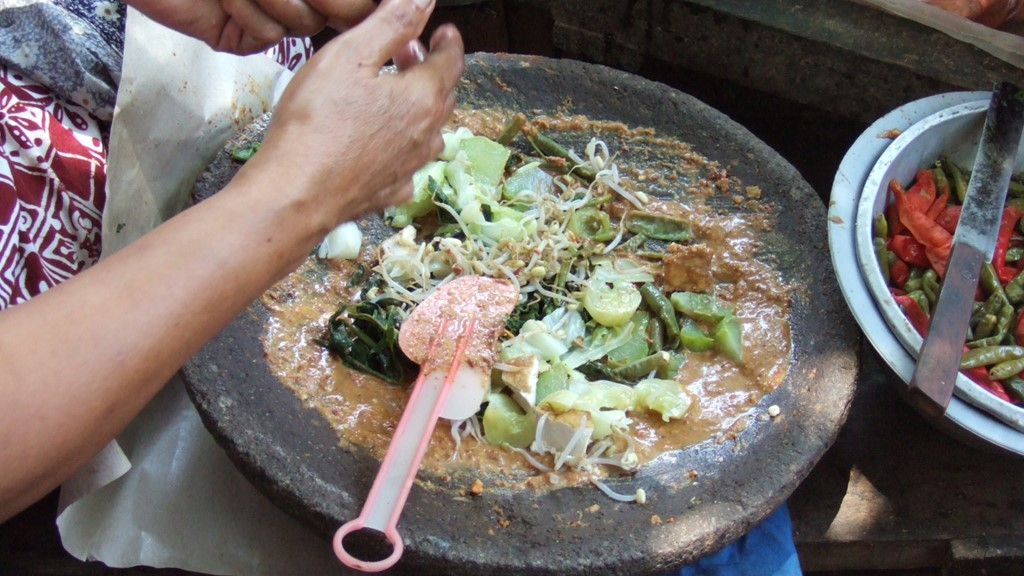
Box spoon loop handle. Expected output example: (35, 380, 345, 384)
(334, 316, 476, 572)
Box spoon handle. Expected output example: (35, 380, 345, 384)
(334, 316, 476, 572)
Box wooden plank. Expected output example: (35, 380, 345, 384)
(510, 0, 1024, 123)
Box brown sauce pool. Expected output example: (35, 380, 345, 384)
(261, 111, 793, 491)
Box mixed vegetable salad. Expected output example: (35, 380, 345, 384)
(318, 115, 751, 500)
(873, 158, 1024, 405)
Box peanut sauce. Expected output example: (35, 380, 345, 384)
(261, 111, 793, 491)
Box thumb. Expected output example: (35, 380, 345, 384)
(337, 0, 436, 70)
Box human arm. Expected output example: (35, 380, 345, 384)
(0, 0, 464, 521)
(923, 0, 1024, 27)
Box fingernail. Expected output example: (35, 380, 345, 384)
(412, 0, 434, 10)
(408, 39, 426, 63)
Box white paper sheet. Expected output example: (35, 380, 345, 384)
(56, 8, 349, 575)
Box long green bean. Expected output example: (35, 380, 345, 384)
(639, 283, 680, 346)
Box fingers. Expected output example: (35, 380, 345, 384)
(253, 0, 327, 36)
(340, 0, 437, 70)
(215, 0, 327, 54)
(402, 24, 464, 96)
(392, 39, 427, 71)
(219, 0, 288, 53)
(303, 0, 377, 30)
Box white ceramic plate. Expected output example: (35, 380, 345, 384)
(828, 91, 1024, 456)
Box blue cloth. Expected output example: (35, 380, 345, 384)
(674, 504, 802, 576)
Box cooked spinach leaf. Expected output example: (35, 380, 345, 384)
(320, 300, 414, 385)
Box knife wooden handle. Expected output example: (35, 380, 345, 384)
(908, 242, 987, 418)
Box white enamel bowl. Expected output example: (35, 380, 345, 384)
(853, 99, 1024, 434)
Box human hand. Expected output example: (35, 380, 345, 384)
(923, 0, 1024, 27)
(127, 0, 372, 55)
(246, 0, 464, 227)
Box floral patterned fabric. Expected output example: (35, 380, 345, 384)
(0, 0, 311, 309)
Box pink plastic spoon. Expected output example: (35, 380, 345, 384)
(333, 276, 519, 572)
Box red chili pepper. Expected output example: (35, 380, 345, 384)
(935, 205, 961, 234)
(887, 188, 906, 236)
(892, 179, 954, 276)
(963, 365, 1014, 403)
(1014, 309, 1024, 347)
(992, 206, 1023, 284)
(893, 293, 930, 335)
(889, 234, 931, 268)
(905, 170, 937, 212)
(925, 182, 949, 221)
(890, 258, 910, 288)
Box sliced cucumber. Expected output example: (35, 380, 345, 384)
(582, 282, 642, 327)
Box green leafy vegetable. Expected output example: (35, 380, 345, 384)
(624, 211, 690, 242)
(320, 300, 414, 385)
(230, 142, 261, 162)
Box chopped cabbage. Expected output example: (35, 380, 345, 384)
(633, 378, 692, 421)
(386, 161, 447, 228)
(483, 393, 536, 448)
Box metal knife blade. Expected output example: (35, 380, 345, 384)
(909, 81, 1024, 418)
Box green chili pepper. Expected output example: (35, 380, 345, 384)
(996, 304, 1015, 340)
(577, 361, 622, 383)
(979, 263, 1012, 315)
(991, 356, 1024, 380)
(1003, 376, 1024, 403)
(873, 212, 888, 240)
(679, 317, 715, 352)
(640, 283, 680, 345)
(581, 193, 614, 209)
(932, 167, 950, 199)
(656, 352, 686, 379)
(618, 233, 648, 253)
(873, 237, 890, 284)
(974, 314, 998, 340)
(922, 269, 941, 305)
(496, 113, 527, 146)
(1010, 180, 1024, 198)
(960, 345, 1024, 369)
(903, 267, 926, 293)
(713, 314, 744, 365)
(982, 290, 1005, 317)
(968, 304, 1014, 348)
(941, 156, 968, 203)
(567, 207, 616, 241)
(906, 290, 930, 316)
(968, 334, 1004, 349)
(670, 291, 731, 324)
(526, 132, 596, 181)
(1005, 269, 1024, 305)
(646, 313, 665, 353)
(1007, 246, 1024, 263)
(624, 211, 691, 242)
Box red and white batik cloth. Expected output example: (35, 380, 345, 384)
(0, 41, 311, 310)
(0, 65, 107, 307)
